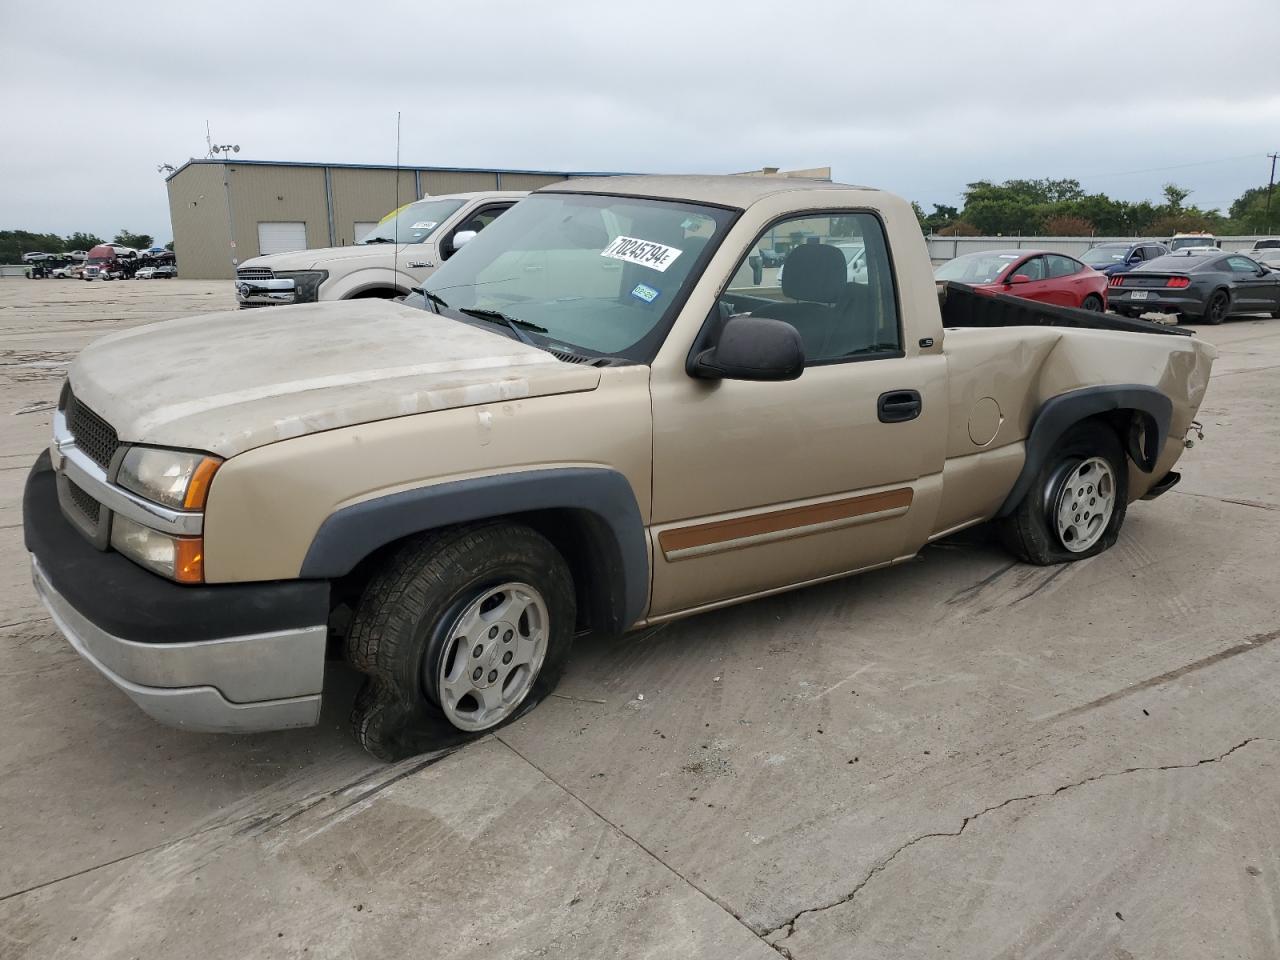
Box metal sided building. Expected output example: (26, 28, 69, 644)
(164, 160, 626, 279)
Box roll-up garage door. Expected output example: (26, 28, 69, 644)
(256, 222, 308, 256)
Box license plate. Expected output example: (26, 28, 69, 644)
(1130, 291, 1149, 300)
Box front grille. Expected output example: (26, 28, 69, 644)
(236, 267, 274, 281)
(67, 478, 101, 523)
(64, 392, 119, 469)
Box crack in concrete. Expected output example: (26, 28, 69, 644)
(1174, 489, 1279, 513)
(763, 737, 1272, 954)
(494, 734, 771, 954)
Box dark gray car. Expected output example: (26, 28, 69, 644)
(1108, 251, 1280, 324)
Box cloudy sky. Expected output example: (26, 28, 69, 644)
(4, 0, 1278, 243)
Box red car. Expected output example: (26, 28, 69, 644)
(934, 249, 1108, 311)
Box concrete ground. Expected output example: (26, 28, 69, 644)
(1, 278, 1278, 960)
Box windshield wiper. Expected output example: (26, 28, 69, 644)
(458, 307, 548, 347)
(360, 237, 395, 244)
(412, 289, 449, 314)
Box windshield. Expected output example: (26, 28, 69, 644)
(1170, 237, 1215, 251)
(420, 192, 736, 360)
(1081, 245, 1129, 266)
(934, 252, 1021, 284)
(359, 198, 465, 244)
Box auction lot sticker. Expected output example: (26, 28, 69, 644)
(601, 236, 683, 272)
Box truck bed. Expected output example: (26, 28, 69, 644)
(938, 281, 1192, 337)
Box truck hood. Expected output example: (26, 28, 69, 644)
(239, 243, 430, 272)
(68, 300, 601, 458)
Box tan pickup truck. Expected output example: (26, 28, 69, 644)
(234, 190, 525, 308)
(24, 175, 1214, 758)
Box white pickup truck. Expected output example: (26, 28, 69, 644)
(234, 190, 525, 308)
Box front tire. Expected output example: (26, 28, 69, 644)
(1201, 290, 1228, 325)
(345, 522, 575, 760)
(999, 421, 1128, 565)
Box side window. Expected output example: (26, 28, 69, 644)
(1047, 255, 1079, 278)
(1227, 256, 1260, 274)
(1015, 256, 1046, 281)
(458, 203, 514, 234)
(722, 212, 901, 363)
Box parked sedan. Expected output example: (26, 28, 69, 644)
(933, 249, 1108, 310)
(134, 266, 158, 279)
(1080, 240, 1169, 277)
(1109, 252, 1280, 324)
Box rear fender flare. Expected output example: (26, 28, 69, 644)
(301, 468, 649, 633)
(996, 384, 1172, 517)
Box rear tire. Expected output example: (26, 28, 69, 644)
(1201, 290, 1228, 325)
(345, 522, 575, 760)
(999, 421, 1128, 565)
(1081, 294, 1104, 312)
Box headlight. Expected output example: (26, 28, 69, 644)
(111, 515, 204, 583)
(117, 447, 221, 510)
(273, 270, 328, 303)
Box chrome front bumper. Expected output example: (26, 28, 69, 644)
(32, 556, 326, 733)
(236, 277, 297, 308)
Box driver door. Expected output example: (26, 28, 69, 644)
(647, 212, 946, 617)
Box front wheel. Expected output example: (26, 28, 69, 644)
(1080, 294, 1104, 312)
(999, 421, 1128, 565)
(345, 522, 575, 760)
(1201, 290, 1228, 325)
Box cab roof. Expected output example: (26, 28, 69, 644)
(542, 174, 875, 210)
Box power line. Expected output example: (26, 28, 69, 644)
(1076, 151, 1266, 181)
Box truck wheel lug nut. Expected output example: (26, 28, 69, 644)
(502, 651, 513, 664)
(488, 626, 498, 639)
(472, 667, 483, 681)
(503, 630, 513, 642)
(488, 670, 498, 683)
(473, 644, 483, 658)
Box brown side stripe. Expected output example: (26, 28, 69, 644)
(658, 487, 913, 555)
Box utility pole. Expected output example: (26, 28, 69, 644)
(209, 140, 241, 272)
(1267, 152, 1278, 235)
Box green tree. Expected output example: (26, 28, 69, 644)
(64, 232, 103, 251)
(0, 230, 65, 263)
(1161, 183, 1191, 211)
(1228, 184, 1278, 233)
(113, 230, 153, 250)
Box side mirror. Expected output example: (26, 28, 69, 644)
(691, 315, 804, 382)
(1127, 255, 1142, 264)
(1007, 273, 1033, 285)
(450, 230, 478, 252)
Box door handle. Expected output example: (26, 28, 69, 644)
(878, 389, 922, 423)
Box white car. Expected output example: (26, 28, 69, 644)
(134, 266, 158, 280)
(777, 240, 868, 287)
(50, 264, 81, 279)
(234, 191, 525, 309)
(21, 252, 51, 263)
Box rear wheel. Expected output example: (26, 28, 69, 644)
(1202, 290, 1228, 325)
(1080, 294, 1104, 312)
(999, 421, 1128, 565)
(345, 522, 575, 760)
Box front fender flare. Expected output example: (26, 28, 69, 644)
(301, 468, 649, 631)
(325, 266, 418, 300)
(996, 384, 1172, 517)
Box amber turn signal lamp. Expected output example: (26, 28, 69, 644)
(183, 457, 222, 510)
